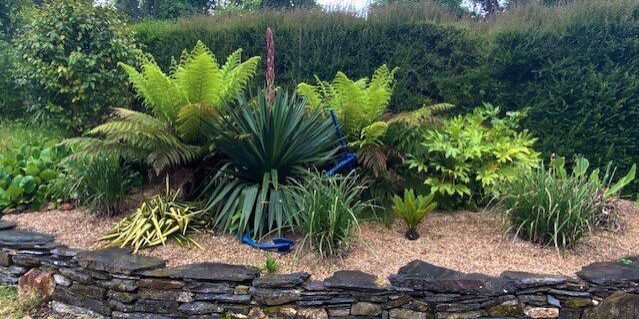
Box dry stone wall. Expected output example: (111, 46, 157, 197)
(0, 220, 638, 319)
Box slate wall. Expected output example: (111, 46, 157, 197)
(1, 221, 638, 319)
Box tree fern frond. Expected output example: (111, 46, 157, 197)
(219, 56, 261, 107)
(177, 103, 220, 144)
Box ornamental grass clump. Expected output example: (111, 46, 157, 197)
(286, 172, 370, 258)
(498, 156, 636, 249)
(101, 186, 207, 253)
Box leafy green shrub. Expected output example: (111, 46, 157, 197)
(0, 141, 68, 211)
(286, 172, 369, 258)
(101, 188, 207, 253)
(66, 41, 260, 174)
(407, 104, 540, 208)
(203, 91, 338, 239)
(0, 42, 24, 120)
(13, 0, 140, 132)
(51, 156, 139, 216)
(391, 189, 437, 240)
(297, 65, 398, 139)
(498, 156, 636, 249)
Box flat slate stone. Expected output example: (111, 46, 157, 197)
(0, 220, 16, 230)
(0, 230, 54, 248)
(389, 260, 515, 295)
(253, 272, 311, 288)
(500, 271, 567, 288)
(577, 259, 639, 285)
(141, 262, 259, 282)
(76, 248, 165, 275)
(324, 270, 382, 290)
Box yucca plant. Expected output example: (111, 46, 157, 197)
(286, 172, 369, 258)
(202, 91, 339, 239)
(392, 189, 437, 240)
(65, 41, 261, 174)
(297, 65, 397, 140)
(101, 185, 208, 253)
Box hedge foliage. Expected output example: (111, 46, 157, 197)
(133, 0, 639, 192)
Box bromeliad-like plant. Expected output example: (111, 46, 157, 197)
(101, 184, 208, 253)
(407, 104, 540, 208)
(202, 91, 338, 239)
(392, 189, 437, 240)
(65, 41, 260, 174)
(297, 65, 398, 140)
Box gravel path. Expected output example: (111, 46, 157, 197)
(5, 200, 639, 282)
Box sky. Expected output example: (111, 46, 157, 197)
(316, 0, 371, 14)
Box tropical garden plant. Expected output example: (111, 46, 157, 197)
(286, 172, 369, 258)
(65, 41, 261, 175)
(391, 189, 437, 240)
(407, 104, 540, 208)
(202, 91, 338, 239)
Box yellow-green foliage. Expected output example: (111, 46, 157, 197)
(66, 41, 260, 174)
(392, 189, 437, 232)
(407, 104, 540, 208)
(297, 65, 397, 139)
(101, 190, 208, 253)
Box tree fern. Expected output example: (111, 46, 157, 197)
(297, 65, 398, 139)
(66, 41, 260, 175)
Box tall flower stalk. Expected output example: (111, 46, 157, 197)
(266, 27, 275, 106)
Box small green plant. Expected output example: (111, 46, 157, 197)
(51, 156, 139, 216)
(392, 189, 437, 240)
(407, 104, 540, 208)
(101, 185, 208, 253)
(0, 285, 43, 319)
(263, 255, 279, 273)
(286, 172, 370, 258)
(0, 140, 68, 211)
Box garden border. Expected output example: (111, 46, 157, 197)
(0, 220, 638, 318)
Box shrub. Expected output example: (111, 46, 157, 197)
(0, 140, 68, 212)
(51, 156, 139, 216)
(391, 189, 437, 240)
(65, 41, 260, 175)
(0, 42, 24, 120)
(13, 0, 140, 132)
(202, 91, 338, 239)
(407, 104, 540, 208)
(498, 156, 636, 249)
(286, 172, 369, 258)
(101, 188, 208, 253)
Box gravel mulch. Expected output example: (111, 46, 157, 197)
(5, 200, 639, 282)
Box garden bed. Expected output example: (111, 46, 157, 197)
(5, 200, 638, 282)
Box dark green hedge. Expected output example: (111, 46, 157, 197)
(134, 0, 639, 193)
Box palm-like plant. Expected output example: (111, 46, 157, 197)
(65, 41, 261, 174)
(202, 91, 338, 239)
(297, 65, 397, 139)
(392, 189, 437, 240)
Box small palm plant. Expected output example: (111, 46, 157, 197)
(392, 189, 437, 240)
(65, 41, 260, 175)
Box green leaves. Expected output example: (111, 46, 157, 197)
(202, 91, 339, 239)
(68, 41, 260, 175)
(392, 189, 437, 240)
(407, 104, 540, 208)
(297, 65, 398, 139)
